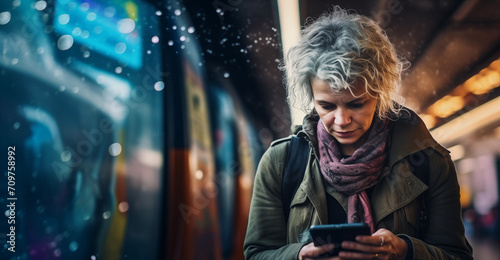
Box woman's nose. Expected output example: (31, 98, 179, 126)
(334, 108, 351, 126)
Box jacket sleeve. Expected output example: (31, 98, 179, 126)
(243, 142, 306, 260)
(403, 150, 473, 260)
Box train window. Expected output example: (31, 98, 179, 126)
(53, 0, 143, 70)
(1, 0, 165, 259)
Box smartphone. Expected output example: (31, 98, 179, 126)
(309, 223, 371, 257)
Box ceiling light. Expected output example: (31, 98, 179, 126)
(430, 95, 500, 146)
(277, 0, 304, 126)
(428, 95, 466, 118)
(425, 57, 500, 121)
(464, 69, 500, 95)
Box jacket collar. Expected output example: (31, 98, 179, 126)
(292, 110, 320, 159)
(386, 108, 449, 168)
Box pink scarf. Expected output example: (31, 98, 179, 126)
(317, 117, 389, 233)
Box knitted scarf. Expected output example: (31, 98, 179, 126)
(317, 117, 389, 233)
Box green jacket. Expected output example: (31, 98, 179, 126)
(244, 110, 473, 259)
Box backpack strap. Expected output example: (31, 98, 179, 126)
(282, 135, 310, 223)
(407, 150, 430, 239)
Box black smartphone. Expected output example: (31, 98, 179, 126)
(309, 223, 371, 257)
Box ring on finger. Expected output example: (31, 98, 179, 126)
(379, 236, 384, 246)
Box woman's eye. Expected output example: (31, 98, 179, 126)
(321, 105, 335, 110)
(349, 102, 364, 109)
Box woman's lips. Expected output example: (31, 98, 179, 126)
(335, 130, 356, 138)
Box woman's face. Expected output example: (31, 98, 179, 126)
(311, 78, 378, 156)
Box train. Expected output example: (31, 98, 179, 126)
(0, 0, 274, 259)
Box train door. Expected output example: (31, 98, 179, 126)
(163, 1, 222, 259)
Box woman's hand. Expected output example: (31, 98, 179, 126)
(298, 242, 338, 260)
(337, 228, 408, 260)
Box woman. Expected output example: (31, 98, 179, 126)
(244, 7, 473, 260)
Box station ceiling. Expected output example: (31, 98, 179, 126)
(301, 0, 500, 130)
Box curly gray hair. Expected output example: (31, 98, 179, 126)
(282, 7, 405, 119)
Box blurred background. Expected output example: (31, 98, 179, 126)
(0, 0, 499, 259)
